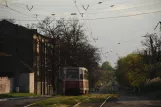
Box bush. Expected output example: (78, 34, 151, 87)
(155, 90, 161, 99)
(144, 77, 161, 92)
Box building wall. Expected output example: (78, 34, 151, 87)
(9, 78, 14, 92)
(18, 73, 35, 93)
(0, 77, 10, 94)
(0, 20, 53, 95)
(0, 73, 35, 94)
(29, 73, 35, 93)
(0, 20, 35, 75)
(18, 73, 29, 92)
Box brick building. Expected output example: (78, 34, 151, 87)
(0, 20, 53, 95)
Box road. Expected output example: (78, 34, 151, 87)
(0, 92, 161, 107)
(0, 97, 47, 107)
(104, 95, 161, 107)
(80, 91, 161, 107)
(80, 96, 161, 107)
(104, 100, 161, 107)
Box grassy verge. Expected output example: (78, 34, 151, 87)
(83, 94, 119, 103)
(33, 95, 89, 107)
(32, 94, 120, 107)
(0, 93, 40, 99)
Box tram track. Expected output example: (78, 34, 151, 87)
(73, 95, 111, 107)
(73, 97, 90, 107)
(99, 96, 110, 107)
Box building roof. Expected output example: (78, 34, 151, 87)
(0, 20, 37, 37)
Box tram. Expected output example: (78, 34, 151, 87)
(61, 67, 89, 95)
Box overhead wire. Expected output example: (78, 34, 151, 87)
(4, 0, 158, 20)
(1, 1, 78, 20)
(2, 2, 160, 21)
(0, 3, 35, 18)
(73, 1, 107, 60)
(72, 0, 96, 43)
(82, 10, 161, 20)
(10, 2, 98, 7)
(85, 2, 161, 15)
(72, 0, 108, 61)
(86, 0, 149, 12)
(9, 10, 161, 22)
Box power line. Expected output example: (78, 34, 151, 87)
(0, 2, 79, 20)
(0, 4, 35, 18)
(10, 10, 161, 22)
(72, 0, 106, 61)
(85, 2, 161, 15)
(82, 10, 161, 20)
(72, 1, 106, 60)
(73, 0, 96, 43)
(86, 0, 149, 12)
(10, 2, 97, 7)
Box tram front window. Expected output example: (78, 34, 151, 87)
(66, 69, 79, 80)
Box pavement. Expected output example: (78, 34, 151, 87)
(103, 91, 161, 107)
(0, 97, 47, 107)
(0, 96, 51, 107)
(80, 90, 161, 107)
(0, 96, 33, 101)
(104, 97, 161, 107)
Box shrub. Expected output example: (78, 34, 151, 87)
(144, 77, 161, 92)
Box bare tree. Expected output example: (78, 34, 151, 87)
(141, 33, 161, 78)
(34, 17, 100, 94)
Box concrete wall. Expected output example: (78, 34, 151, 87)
(29, 73, 34, 93)
(0, 77, 10, 94)
(0, 73, 36, 94)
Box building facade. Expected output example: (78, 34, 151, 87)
(0, 20, 53, 95)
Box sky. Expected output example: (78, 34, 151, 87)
(0, 0, 161, 67)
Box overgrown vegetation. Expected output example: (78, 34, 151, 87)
(94, 61, 115, 87)
(115, 32, 161, 97)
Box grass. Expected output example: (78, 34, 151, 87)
(0, 93, 40, 99)
(83, 94, 119, 103)
(33, 95, 88, 107)
(32, 94, 120, 107)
